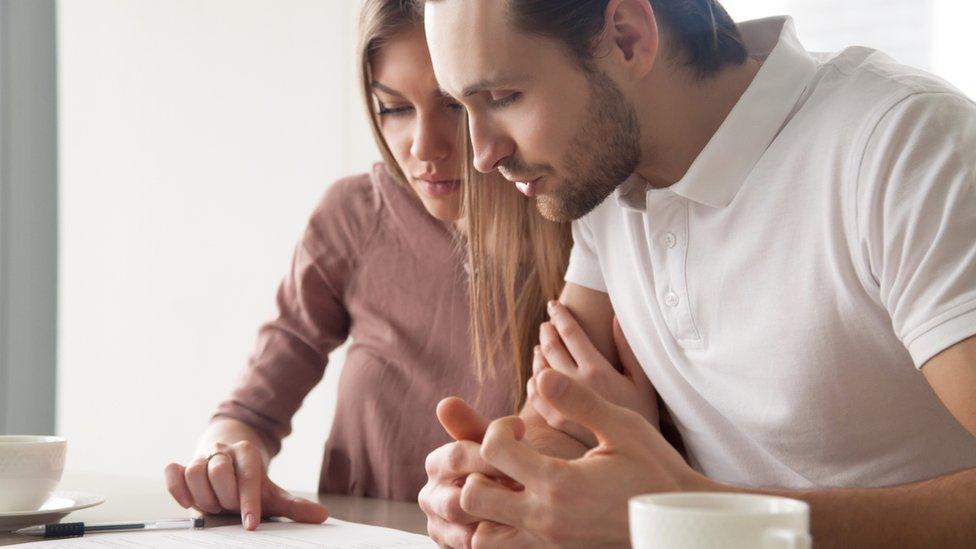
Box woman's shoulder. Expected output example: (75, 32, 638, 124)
(302, 164, 393, 257)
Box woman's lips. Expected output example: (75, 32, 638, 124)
(418, 179, 461, 198)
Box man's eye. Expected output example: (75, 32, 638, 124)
(488, 91, 520, 108)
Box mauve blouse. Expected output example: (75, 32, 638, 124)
(212, 163, 515, 501)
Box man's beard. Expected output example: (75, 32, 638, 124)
(537, 69, 641, 222)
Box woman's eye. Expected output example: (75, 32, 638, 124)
(488, 91, 520, 108)
(378, 104, 414, 117)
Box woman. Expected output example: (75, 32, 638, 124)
(163, 0, 570, 531)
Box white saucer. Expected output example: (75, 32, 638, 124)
(0, 491, 105, 532)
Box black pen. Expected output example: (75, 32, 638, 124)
(14, 517, 204, 538)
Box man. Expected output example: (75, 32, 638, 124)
(419, 0, 976, 547)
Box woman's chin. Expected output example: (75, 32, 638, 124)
(419, 198, 461, 222)
(413, 185, 462, 222)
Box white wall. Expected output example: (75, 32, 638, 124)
(722, 0, 976, 98)
(57, 0, 376, 493)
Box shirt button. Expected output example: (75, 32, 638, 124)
(663, 232, 677, 248)
(664, 291, 680, 308)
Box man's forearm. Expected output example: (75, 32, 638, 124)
(744, 467, 976, 549)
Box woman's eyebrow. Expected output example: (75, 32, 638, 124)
(370, 81, 403, 97)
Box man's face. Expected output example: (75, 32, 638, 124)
(425, 0, 641, 222)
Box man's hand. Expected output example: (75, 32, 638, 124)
(528, 301, 659, 447)
(419, 398, 514, 548)
(463, 369, 714, 548)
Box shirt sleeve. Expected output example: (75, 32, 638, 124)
(856, 91, 976, 368)
(211, 178, 370, 456)
(564, 217, 608, 292)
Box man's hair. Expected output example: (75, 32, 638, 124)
(422, 0, 747, 78)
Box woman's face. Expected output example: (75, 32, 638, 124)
(370, 28, 464, 222)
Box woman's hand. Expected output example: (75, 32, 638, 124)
(163, 440, 328, 530)
(528, 302, 659, 447)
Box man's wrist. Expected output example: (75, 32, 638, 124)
(677, 470, 728, 493)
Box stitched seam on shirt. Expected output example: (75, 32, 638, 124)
(299, 237, 346, 303)
(357, 173, 386, 259)
(821, 50, 960, 98)
(847, 92, 954, 295)
(298, 237, 351, 358)
(680, 200, 702, 343)
(901, 298, 976, 352)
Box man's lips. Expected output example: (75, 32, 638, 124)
(514, 177, 542, 198)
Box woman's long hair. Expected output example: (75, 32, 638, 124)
(460, 127, 572, 411)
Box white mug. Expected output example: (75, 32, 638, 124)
(629, 492, 811, 549)
(0, 435, 67, 512)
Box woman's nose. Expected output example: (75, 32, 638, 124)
(411, 113, 452, 162)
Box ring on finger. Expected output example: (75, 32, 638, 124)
(205, 451, 230, 462)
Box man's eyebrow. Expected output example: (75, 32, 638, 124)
(460, 76, 522, 97)
(370, 81, 403, 97)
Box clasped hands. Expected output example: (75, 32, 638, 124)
(420, 302, 715, 548)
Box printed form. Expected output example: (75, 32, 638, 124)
(15, 519, 435, 548)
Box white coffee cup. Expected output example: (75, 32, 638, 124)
(0, 436, 67, 512)
(629, 492, 811, 549)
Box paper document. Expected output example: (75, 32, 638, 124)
(16, 519, 435, 548)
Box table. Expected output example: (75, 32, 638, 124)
(0, 471, 428, 546)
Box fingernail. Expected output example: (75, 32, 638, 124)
(547, 300, 557, 314)
(542, 371, 568, 398)
(244, 512, 257, 530)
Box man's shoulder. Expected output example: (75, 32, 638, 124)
(806, 46, 970, 125)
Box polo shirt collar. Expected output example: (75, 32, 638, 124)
(617, 16, 819, 211)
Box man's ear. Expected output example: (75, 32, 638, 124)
(599, 0, 659, 80)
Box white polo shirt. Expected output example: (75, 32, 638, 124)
(565, 16, 976, 488)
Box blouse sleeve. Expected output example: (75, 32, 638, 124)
(211, 175, 380, 456)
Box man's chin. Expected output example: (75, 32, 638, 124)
(535, 195, 575, 223)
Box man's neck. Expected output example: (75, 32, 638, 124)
(634, 56, 764, 188)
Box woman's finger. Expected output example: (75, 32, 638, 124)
(531, 345, 549, 377)
(539, 322, 578, 375)
(184, 457, 222, 514)
(163, 463, 193, 509)
(207, 452, 240, 512)
(548, 301, 607, 372)
(233, 444, 266, 529)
